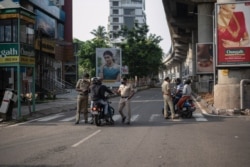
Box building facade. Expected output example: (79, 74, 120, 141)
(0, 0, 74, 98)
(108, 0, 146, 44)
(0, 0, 74, 116)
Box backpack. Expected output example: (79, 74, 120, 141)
(91, 84, 101, 101)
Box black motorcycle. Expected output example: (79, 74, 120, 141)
(90, 97, 115, 126)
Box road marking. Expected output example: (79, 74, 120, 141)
(61, 116, 75, 122)
(112, 114, 121, 121)
(37, 114, 64, 122)
(149, 114, 161, 122)
(72, 130, 101, 148)
(193, 113, 208, 121)
(131, 114, 139, 122)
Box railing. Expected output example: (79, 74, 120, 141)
(36, 76, 75, 96)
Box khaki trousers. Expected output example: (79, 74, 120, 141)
(118, 98, 131, 122)
(76, 95, 89, 122)
(163, 95, 175, 118)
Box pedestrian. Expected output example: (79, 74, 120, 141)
(161, 77, 175, 119)
(117, 77, 134, 125)
(176, 79, 192, 115)
(75, 73, 90, 124)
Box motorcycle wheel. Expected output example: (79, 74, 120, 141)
(94, 115, 101, 126)
(182, 108, 192, 118)
(108, 106, 115, 125)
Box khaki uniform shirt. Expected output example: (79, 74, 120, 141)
(118, 83, 134, 97)
(76, 79, 90, 95)
(161, 81, 170, 95)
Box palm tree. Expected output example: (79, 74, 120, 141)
(90, 26, 108, 41)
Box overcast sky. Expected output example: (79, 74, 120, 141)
(72, 0, 171, 53)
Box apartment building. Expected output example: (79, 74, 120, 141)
(108, 0, 146, 44)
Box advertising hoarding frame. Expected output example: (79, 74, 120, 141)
(215, 1, 250, 67)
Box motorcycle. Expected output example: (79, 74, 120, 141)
(90, 97, 115, 126)
(162, 94, 196, 118)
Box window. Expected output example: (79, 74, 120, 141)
(124, 9, 135, 15)
(20, 20, 34, 44)
(113, 26, 119, 30)
(124, 17, 135, 30)
(0, 19, 18, 43)
(113, 9, 119, 14)
(112, 1, 119, 6)
(113, 18, 119, 22)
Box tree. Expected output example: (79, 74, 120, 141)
(90, 26, 108, 42)
(118, 23, 163, 79)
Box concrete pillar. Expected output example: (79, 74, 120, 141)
(197, 3, 214, 43)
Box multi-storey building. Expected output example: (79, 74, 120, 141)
(0, 0, 74, 115)
(108, 0, 146, 44)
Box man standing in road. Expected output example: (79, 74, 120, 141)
(162, 77, 175, 120)
(117, 77, 134, 125)
(75, 73, 90, 124)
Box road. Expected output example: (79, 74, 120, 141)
(0, 88, 250, 167)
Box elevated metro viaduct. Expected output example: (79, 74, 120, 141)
(161, 0, 250, 112)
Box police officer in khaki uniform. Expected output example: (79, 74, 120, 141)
(117, 77, 134, 125)
(75, 73, 90, 124)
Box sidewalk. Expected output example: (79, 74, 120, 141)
(11, 89, 78, 121)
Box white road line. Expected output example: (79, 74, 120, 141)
(60, 116, 75, 122)
(72, 130, 101, 148)
(37, 114, 64, 122)
(193, 113, 208, 122)
(112, 114, 121, 121)
(149, 114, 161, 122)
(131, 114, 139, 122)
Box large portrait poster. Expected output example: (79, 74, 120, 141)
(196, 43, 214, 74)
(96, 48, 122, 87)
(216, 2, 250, 67)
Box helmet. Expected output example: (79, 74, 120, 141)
(83, 73, 90, 78)
(97, 77, 102, 84)
(91, 77, 98, 84)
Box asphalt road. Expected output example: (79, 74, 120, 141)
(0, 88, 250, 167)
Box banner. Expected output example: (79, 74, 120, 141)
(216, 2, 250, 67)
(196, 43, 214, 74)
(96, 48, 122, 87)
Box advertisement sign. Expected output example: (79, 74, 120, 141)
(216, 2, 250, 67)
(0, 43, 35, 64)
(35, 9, 56, 37)
(96, 48, 122, 87)
(196, 43, 214, 74)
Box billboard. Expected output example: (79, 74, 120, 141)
(215, 2, 250, 67)
(96, 48, 122, 87)
(196, 43, 214, 74)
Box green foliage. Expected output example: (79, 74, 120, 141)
(74, 24, 164, 79)
(117, 23, 163, 78)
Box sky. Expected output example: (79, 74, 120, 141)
(72, 0, 171, 53)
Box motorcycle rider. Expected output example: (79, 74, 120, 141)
(176, 79, 192, 115)
(173, 78, 184, 107)
(90, 77, 115, 119)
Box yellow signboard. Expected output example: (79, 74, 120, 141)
(0, 56, 35, 64)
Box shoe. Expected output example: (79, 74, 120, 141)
(75, 121, 79, 125)
(122, 116, 126, 123)
(126, 121, 130, 125)
(164, 115, 170, 119)
(85, 120, 88, 124)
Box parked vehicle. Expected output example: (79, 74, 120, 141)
(90, 97, 115, 126)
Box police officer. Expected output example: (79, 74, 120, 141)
(117, 77, 135, 125)
(75, 73, 90, 124)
